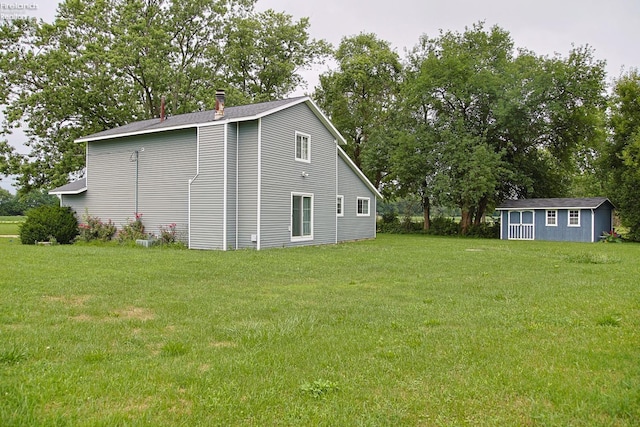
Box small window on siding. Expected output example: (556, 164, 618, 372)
(546, 210, 557, 226)
(357, 197, 370, 216)
(337, 195, 344, 217)
(568, 210, 580, 227)
(292, 193, 313, 241)
(295, 132, 310, 163)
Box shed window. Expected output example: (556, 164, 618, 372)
(546, 210, 557, 226)
(295, 132, 310, 162)
(357, 197, 370, 216)
(568, 210, 580, 227)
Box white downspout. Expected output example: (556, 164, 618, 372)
(188, 127, 201, 248)
(236, 122, 239, 250)
(257, 118, 262, 250)
(335, 143, 338, 244)
(223, 125, 228, 250)
(591, 208, 595, 242)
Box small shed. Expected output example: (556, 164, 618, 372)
(496, 198, 615, 243)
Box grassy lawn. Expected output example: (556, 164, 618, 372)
(0, 216, 24, 236)
(0, 235, 638, 426)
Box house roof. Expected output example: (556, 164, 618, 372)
(75, 96, 347, 145)
(49, 177, 87, 195)
(496, 197, 614, 210)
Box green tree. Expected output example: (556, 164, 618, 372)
(0, 188, 21, 215)
(314, 33, 402, 188)
(605, 70, 640, 240)
(394, 23, 606, 233)
(0, 0, 328, 193)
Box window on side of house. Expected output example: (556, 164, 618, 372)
(568, 209, 580, 227)
(357, 197, 370, 217)
(546, 210, 557, 226)
(295, 132, 310, 163)
(292, 193, 313, 241)
(337, 195, 344, 217)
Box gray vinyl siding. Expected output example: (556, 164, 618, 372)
(73, 129, 196, 240)
(60, 192, 88, 219)
(237, 120, 259, 249)
(227, 123, 238, 249)
(337, 156, 377, 241)
(259, 103, 337, 248)
(189, 125, 225, 249)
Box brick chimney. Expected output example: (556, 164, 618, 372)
(160, 96, 166, 122)
(215, 90, 225, 119)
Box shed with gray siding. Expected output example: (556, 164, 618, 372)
(50, 96, 381, 250)
(496, 198, 615, 243)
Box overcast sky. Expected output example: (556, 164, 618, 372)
(255, 0, 640, 92)
(2, 0, 639, 192)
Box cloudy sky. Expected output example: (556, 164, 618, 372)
(255, 0, 640, 91)
(2, 0, 639, 192)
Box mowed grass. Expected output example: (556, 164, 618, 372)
(0, 235, 638, 426)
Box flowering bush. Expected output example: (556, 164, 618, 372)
(77, 212, 117, 242)
(118, 213, 146, 242)
(159, 223, 177, 244)
(600, 230, 623, 243)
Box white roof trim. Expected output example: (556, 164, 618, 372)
(337, 145, 383, 199)
(49, 187, 87, 195)
(496, 204, 608, 211)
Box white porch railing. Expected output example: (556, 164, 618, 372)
(509, 224, 534, 240)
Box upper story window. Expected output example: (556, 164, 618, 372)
(568, 209, 580, 227)
(357, 197, 370, 216)
(337, 195, 344, 217)
(295, 132, 310, 163)
(546, 210, 557, 226)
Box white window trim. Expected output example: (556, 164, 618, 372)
(568, 209, 580, 227)
(295, 131, 311, 163)
(357, 197, 370, 217)
(546, 210, 557, 226)
(291, 192, 314, 242)
(337, 195, 344, 217)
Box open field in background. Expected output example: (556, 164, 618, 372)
(0, 216, 24, 236)
(1, 235, 638, 426)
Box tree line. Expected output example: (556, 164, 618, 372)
(1, 1, 639, 239)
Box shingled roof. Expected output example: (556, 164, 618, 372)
(496, 197, 614, 210)
(76, 96, 319, 143)
(49, 177, 87, 195)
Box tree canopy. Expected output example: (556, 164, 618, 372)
(605, 70, 640, 240)
(390, 23, 607, 233)
(0, 0, 330, 193)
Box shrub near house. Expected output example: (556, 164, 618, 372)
(19, 206, 78, 244)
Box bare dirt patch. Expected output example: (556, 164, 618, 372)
(117, 307, 155, 321)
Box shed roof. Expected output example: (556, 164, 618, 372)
(496, 197, 614, 210)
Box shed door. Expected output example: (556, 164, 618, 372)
(508, 210, 534, 240)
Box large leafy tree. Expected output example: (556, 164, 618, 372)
(605, 70, 640, 240)
(0, 0, 329, 193)
(393, 23, 606, 233)
(314, 33, 402, 188)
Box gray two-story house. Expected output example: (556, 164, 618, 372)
(50, 95, 381, 250)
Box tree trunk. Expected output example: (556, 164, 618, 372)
(422, 196, 430, 230)
(474, 196, 488, 226)
(460, 207, 472, 235)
